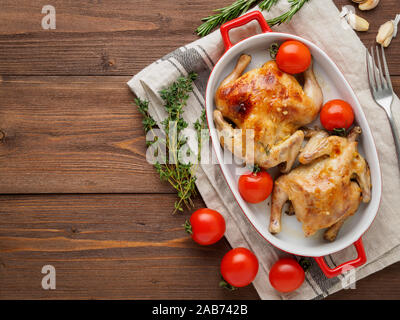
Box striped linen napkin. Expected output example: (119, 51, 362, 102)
(128, 0, 400, 299)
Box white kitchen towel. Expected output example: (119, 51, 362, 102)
(128, 1, 400, 299)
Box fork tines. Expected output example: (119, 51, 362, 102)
(367, 45, 393, 94)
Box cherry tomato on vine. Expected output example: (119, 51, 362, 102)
(276, 40, 311, 74)
(238, 170, 273, 204)
(320, 99, 355, 131)
(269, 258, 305, 293)
(220, 247, 259, 288)
(185, 208, 225, 245)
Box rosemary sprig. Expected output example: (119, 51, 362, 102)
(259, 0, 280, 11)
(196, 0, 309, 37)
(135, 73, 207, 214)
(266, 0, 310, 27)
(196, 0, 279, 37)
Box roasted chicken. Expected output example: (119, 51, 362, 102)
(269, 127, 371, 241)
(213, 54, 323, 172)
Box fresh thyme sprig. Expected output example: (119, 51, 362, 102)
(136, 98, 157, 133)
(194, 109, 208, 162)
(196, 0, 309, 37)
(135, 73, 207, 214)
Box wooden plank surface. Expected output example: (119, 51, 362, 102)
(0, 75, 173, 194)
(0, 194, 259, 299)
(0, 0, 398, 76)
(0, 194, 399, 300)
(0, 0, 399, 300)
(0, 0, 219, 76)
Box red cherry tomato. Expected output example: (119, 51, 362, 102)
(276, 40, 311, 74)
(186, 208, 226, 245)
(221, 248, 259, 288)
(269, 258, 305, 293)
(238, 171, 273, 204)
(320, 99, 355, 131)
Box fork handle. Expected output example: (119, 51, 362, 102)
(387, 112, 400, 170)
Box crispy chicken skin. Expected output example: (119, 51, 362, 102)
(213, 54, 323, 172)
(270, 127, 371, 241)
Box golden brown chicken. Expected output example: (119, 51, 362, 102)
(269, 127, 371, 241)
(213, 54, 323, 172)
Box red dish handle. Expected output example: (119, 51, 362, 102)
(220, 10, 272, 51)
(314, 238, 367, 278)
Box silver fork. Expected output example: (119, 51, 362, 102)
(366, 45, 400, 168)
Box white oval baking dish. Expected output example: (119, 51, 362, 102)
(205, 11, 382, 277)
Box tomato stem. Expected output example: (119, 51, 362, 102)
(251, 164, 261, 175)
(219, 277, 237, 291)
(331, 128, 347, 137)
(269, 43, 280, 60)
(299, 257, 312, 272)
(183, 220, 193, 235)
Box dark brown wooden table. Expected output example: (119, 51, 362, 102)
(0, 0, 399, 300)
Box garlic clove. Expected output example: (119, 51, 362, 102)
(359, 0, 380, 11)
(347, 13, 370, 31)
(376, 20, 394, 47)
(382, 37, 392, 48)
